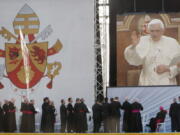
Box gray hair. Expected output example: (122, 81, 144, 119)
(148, 19, 165, 30)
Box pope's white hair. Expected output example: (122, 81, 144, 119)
(148, 19, 165, 30)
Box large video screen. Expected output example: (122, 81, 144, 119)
(116, 13, 180, 86)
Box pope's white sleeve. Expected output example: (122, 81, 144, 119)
(169, 65, 179, 79)
(124, 45, 143, 66)
(169, 39, 180, 78)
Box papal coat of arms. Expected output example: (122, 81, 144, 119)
(0, 4, 62, 90)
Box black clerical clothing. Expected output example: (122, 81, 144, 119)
(40, 103, 55, 132)
(169, 102, 179, 132)
(20, 103, 36, 132)
(92, 103, 102, 133)
(102, 102, 110, 132)
(67, 103, 74, 132)
(3, 103, 9, 132)
(131, 102, 143, 132)
(8, 102, 17, 132)
(80, 102, 89, 132)
(0, 106, 3, 131)
(122, 101, 132, 132)
(60, 104, 67, 132)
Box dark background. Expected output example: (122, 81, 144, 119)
(109, 0, 180, 86)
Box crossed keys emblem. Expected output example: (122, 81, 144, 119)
(0, 4, 62, 90)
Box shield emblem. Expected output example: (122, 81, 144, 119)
(5, 42, 48, 89)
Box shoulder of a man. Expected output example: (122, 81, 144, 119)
(163, 36, 178, 43)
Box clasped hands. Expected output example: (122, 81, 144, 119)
(154, 65, 170, 74)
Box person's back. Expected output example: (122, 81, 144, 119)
(110, 97, 121, 132)
(8, 101, 17, 132)
(92, 103, 102, 121)
(131, 101, 143, 132)
(67, 98, 74, 133)
(102, 102, 110, 119)
(122, 100, 132, 132)
(3, 102, 9, 131)
(110, 100, 121, 118)
(67, 103, 74, 115)
(92, 101, 102, 133)
(102, 98, 110, 133)
(169, 102, 179, 118)
(60, 99, 67, 133)
(60, 104, 67, 123)
(169, 101, 179, 132)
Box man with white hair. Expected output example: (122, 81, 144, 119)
(124, 19, 180, 85)
(131, 99, 143, 132)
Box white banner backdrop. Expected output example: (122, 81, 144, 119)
(0, 0, 94, 128)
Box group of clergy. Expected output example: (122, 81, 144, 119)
(0, 99, 16, 132)
(0, 97, 38, 133)
(0, 96, 89, 133)
(2, 96, 180, 133)
(147, 97, 180, 133)
(0, 96, 144, 133)
(59, 97, 89, 133)
(92, 97, 144, 133)
(0, 97, 55, 133)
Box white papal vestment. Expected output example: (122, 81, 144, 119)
(124, 35, 180, 85)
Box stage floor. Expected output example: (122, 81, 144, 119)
(0, 133, 179, 135)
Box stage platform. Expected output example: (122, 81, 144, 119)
(0, 133, 179, 135)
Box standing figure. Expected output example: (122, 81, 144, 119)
(49, 101, 56, 132)
(8, 98, 17, 132)
(177, 96, 180, 131)
(67, 97, 74, 133)
(60, 99, 67, 133)
(40, 97, 52, 132)
(74, 98, 82, 133)
(102, 97, 110, 132)
(169, 98, 179, 132)
(20, 97, 29, 132)
(110, 97, 121, 132)
(92, 100, 102, 133)
(29, 100, 37, 132)
(20, 97, 36, 132)
(122, 98, 132, 132)
(109, 98, 114, 132)
(0, 102, 4, 132)
(80, 98, 89, 132)
(3, 100, 10, 132)
(131, 99, 143, 132)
